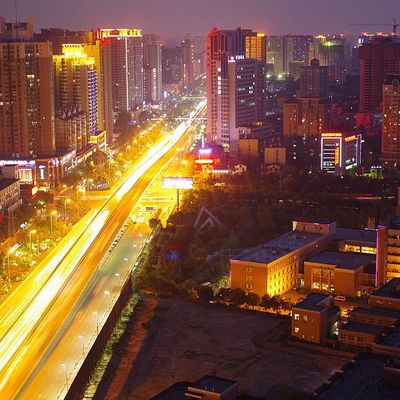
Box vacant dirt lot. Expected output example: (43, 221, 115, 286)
(94, 297, 346, 400)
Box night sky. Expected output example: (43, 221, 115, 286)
(0, 0, 399, 37)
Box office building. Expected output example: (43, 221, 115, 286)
(53, 44, 98, 151)
(143, 34, 162, 103)
(303, 251, 375, 297)
(299, 58, 328, 98)
(359, 37, 400, 113)
(230, 220, 335, 297)
(97, 29, 143, 112)
(320, 132, 362, 175)
(381, 75, 400, 163)
(370, 278, 400, 312)
(292, 293, 340, 344)
(0, 40, 55, 159)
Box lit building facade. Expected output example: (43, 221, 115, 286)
(381, 75, 400, 163)
(230, 220, 335, 297)
(320, 132, 362, 175)
(53, 44, 98, 151)
(181, 38, 195, 86)
(245, 31, 266, 62)
(97, 29, 143, 112)
(0, 40, 55, 159)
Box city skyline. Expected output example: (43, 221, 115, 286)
(0, 0, 399, 37)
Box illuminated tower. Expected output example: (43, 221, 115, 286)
(381, 75, 400, 162)
(0, 40, 55, 158)
(97, 29, 143, 112)
(53, 44, 98, 150)
(84, 32, 114, 143)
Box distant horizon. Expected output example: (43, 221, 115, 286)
(0, 0, 398, 38)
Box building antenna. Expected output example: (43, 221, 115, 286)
(14, 0, 18, 25)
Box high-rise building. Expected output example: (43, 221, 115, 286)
(381, 75, 400, 162)
(266, 35, 293, 75)
(181, 38, 195, 86)
(245, 31, 266, 62)
(143, 34, 162, 103)
(34, 28, 86, 55)
(299, 58, 328, 98)
(0, 16, 34, 41)
(206, 28, 267, 153)
(162, 46, 183, 85)
(0, 41, 55, 158)
(84, 32, 114, 144)
(97, 29, 143, 112)
(359, 37, 400, 113)
(53, 44, 98, 151)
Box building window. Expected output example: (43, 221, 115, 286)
(245, 275, 252, 281)
(312, 282, 321, 290)
(294, 313, 300, 320)
(303, 315, 308, 322)
(245, 267, 252, 272)
(294, 327, 300, 333)
(245, 284, 252, 289)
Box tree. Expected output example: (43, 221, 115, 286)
(260, 294, 272, 311)
(229, 288, 246, 307)
(246, 292, 260, 309)
(115, 111, 132, 133)
(148, 218, 161, 230)
(197, 285, 214, 302)
(270, 295, 281, 312)
(215, 287, 231, 303)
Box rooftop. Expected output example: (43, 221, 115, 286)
(232, 230, 326, 265)
(293, 293, 331, 312)
(189, 375, 237, 394)
(306, 251, 374, 271)
(372, 278, 400, 300)
(335, 227, 376, 244)
(0, 178, 19, 191)
(351, 307, 400, 320)
(316, 354, 399, 400)
(340, 322, 382, 336)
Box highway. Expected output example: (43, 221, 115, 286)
(0, 99, 206, 400)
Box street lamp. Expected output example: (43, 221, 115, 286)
(104, 290, 111, 307)
(64, 198, 71, 219)
(92, 311, 99, 335)
(60, 363, 68, 387)
(78, 335, 84, 356)
(29, 229, 37, 254)
(50, 210, 57, 234)
(6, 244, 18, 288)
(126, 145, 131, 156)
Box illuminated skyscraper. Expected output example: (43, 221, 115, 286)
(84, 32, 114, 143)
(97, 29, 143, 112)
(53, 44, 98, 151)
(381, 75, 400, 162)
(143, 34, 162, 103)
(0, 40, 55, 158)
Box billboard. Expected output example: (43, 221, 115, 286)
(162, 177, 193, 189)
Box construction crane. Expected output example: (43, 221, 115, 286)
(351, 18, 399, 35)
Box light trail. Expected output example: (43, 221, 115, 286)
(0, 99, 206, 395)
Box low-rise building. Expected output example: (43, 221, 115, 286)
(230, 220, 335, 297)
(304, 251, 375, 297)
(292, 293, 340, 344)
(334, 227, 376, 255)
(350, 307, 400, 328)
(338, 321, 383, 349)
(370, 278, 400, 312)
(0, 178, 21, 215)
